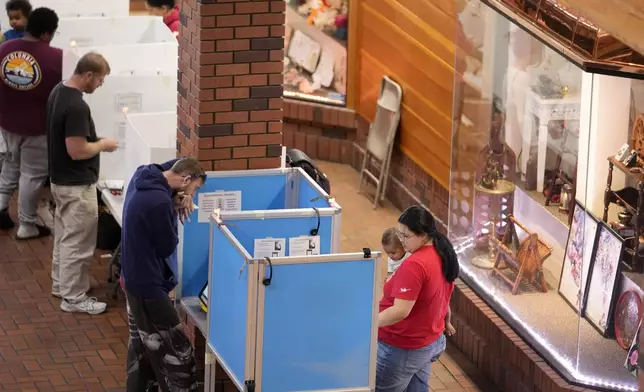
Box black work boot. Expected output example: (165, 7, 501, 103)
(0, 208, 15, 230)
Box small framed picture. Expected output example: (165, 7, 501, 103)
(558, 201, 600, 314)
(584, 223, 625, 337)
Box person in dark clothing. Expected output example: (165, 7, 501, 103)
(0, 7, 61, 239)
(48, 52, 117, 314)
(121, 157, 205, 392)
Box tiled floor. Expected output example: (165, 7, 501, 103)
(0, 162, 492, 391)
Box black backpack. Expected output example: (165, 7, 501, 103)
(286, 148, 331, 195)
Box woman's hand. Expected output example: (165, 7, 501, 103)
(174, 193, 194, 224)
(445, 321, 456, 337)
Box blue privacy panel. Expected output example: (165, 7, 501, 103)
(180, 221, 210, 297)
(180, 173, 286, 296)
(202, 174, 287, 211)
(260, 260, 376, 391)
(226, 216, 333, 256)
(208, 228, 249, 386)
(297, 175, 330, 209)
(181, 174, 286, 297)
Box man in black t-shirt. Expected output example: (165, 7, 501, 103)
(47, 52, 118, 315)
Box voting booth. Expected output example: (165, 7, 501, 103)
(0, 0, 129, 33)
(123, 111, 177, 195)
(52, 16, 175, 48)
(206, 214, 379, 392)
(177, 167, 342, 299)
(54, 16, 178, 181)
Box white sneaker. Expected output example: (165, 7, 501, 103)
(60, 297, 107, 315)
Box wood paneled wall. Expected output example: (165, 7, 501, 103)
(354, 0, 459, 189)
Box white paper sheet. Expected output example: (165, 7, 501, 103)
(313, 48, 335, 88)
(253, 238, 286, 259)
(116, 92, 143, 113)
(198, 191, 241, 223)
(116, 120, 127, 146)
(289, 235, 321, 257)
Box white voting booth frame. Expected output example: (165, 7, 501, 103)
(123, 111, 177, 196)
(0, 0, 129, 34)
(204, 213, 381, 392)
(55, 16, 178, 182)
(100, 111, 177, 297)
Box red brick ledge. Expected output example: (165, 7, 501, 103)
(283, 98, 356, 129)
(449, 280, 601, 392)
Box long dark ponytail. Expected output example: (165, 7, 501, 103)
(398, 205, 459, 282)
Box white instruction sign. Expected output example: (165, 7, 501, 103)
(289, 235, 321, 257)
(253, 238, 286, 259)
(116, 120, 127, 147)
(116, 92, 143, 112)
(198, 191, 241, 223)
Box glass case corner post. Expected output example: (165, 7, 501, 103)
(472, 100, 518, 269)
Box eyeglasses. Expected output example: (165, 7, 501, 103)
(396, 230, 415, 242)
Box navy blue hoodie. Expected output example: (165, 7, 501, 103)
(121, 158, 180, 299)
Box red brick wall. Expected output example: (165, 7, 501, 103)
(449, 281, 601, 392)
(176, 0, 284, 170)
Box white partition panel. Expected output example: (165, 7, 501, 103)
(51, 16, 175, 49)
(123, 112, 177, 195)
(62, 43, 177, 77)
(61, 43, 178, 181)
(1, 0, 129, 33)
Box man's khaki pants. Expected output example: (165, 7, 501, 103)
(50, 184, 98, 302)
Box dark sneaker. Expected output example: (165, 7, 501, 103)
(0, 208, 14, 230)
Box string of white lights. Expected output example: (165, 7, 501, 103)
(453, 238, 637, 391)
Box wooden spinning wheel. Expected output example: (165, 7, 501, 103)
(631, 114, 644, 156)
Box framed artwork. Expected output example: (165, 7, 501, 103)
(585, 223, 625, 337)
(558, 201, 599, 314)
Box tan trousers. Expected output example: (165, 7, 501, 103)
(51, 184, 98, 302)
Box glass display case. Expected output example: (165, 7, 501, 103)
(450, 0, 644, 390)
(284, 0, 348, 106)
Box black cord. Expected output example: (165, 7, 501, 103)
(262, 257, 273, 286)
(310, 207, 320, 236)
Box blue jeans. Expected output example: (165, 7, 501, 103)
(376, 334, 446, 392)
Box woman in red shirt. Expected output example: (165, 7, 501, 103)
(377, 205, 460, 392)
(145, 0, 179, 37)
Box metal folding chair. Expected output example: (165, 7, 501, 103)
(358, 75, 403, 208)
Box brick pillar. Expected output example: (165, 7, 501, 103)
(177, 0, 285, 171)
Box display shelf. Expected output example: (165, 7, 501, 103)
(461, 252, 633, 386)
(450, 2, 642, 388)
(457, 186, 634, 385)
(603, 156, 644, 272)
(181, 297, 207, 338)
